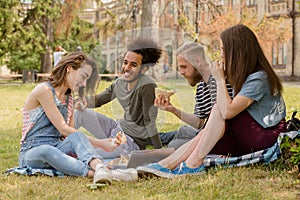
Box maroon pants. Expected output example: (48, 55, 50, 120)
(209, 110, 287, 157)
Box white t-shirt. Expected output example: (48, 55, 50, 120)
(53, 52, 65, 67)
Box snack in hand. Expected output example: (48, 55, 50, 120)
(119, 154, 129, 164)
(107, 154, 129, 168)
(155, 88, 176, 99)
(113, 132, 127, 145)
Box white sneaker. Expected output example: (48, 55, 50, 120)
(93, 165, 112, 185)
(111, 168, 138, 182)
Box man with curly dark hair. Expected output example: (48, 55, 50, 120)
(74, 37, 164, 158)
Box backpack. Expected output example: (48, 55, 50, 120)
(286, 111, 300, 131)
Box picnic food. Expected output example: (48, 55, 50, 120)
(113, 132, 127, 145)
(107, 154, 130, 168)
(155, 88, 176, 99)
(119, 154, 129, 164)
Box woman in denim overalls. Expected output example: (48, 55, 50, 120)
(19, 52, 118, 184)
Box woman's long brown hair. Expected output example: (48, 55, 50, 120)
(221, 24, 283, 96)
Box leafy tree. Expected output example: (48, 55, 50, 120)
(157, 1, 291, 61)
(0, 1, 98, 73)
(198, 8, 292, 61)
(93, 0, 135, 41)
(0, 1, 61, 73)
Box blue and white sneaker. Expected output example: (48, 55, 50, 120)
(136, 163, 174, 178)
(172, 162, 205, 176)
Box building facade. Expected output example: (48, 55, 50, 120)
(79, 0, 300, 78)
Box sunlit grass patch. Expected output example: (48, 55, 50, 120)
(0, 80, 299, 199)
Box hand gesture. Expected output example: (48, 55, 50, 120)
(95, 138, 120, 152)
(74, 97, 87, 111)
(210, 61, 225, 82)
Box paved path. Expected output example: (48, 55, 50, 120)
(283, 81, 300, 88)
(165, 70, 300, 87)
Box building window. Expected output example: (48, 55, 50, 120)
(165, 45, 173, 68)
(272, 43, 287, 67)
(184, 0, 189, 17)
(270, 0, 287, 3)
(216, 0, 224, 6)
(20, 0, 32, 4)
(246, 0, 257, 6)
(168, 2, 174, 15)
(110, 53, 115, 73)
(101, 54, 107, 73)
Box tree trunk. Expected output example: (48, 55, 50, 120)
(141, 0, 162, 82)
(40, 46, 52, 73)
(141, 0, 153, 37)
(40, 16, 53, 73)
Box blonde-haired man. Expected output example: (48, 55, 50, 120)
(157, 41, 233, 149)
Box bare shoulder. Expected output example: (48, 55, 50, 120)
(24, 82, 52, 110)
(34, 82, 50, 91)
(28, 82, 53, 103)
(32, 82, 52, 97)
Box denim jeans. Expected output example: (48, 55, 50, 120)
(164, 125, 199, 149)
(159, 131, 176, 145)
(19, 132, 102, 177)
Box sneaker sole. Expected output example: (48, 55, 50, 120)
(174, 170, 206, 177)
(136, 166, 174, 179)
(111, 169, 138, 182)
(94, 177, 112, 185)
(112, 176, 138, 182)
(112, 174, 138, 182)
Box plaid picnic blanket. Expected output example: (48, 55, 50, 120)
(203, 130, 299, 167)
(5, 131, 299, 177)
(5, 166, 65, 177)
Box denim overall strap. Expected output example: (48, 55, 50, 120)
(20, 82, 69, 150)
(46, 82, 69, 123)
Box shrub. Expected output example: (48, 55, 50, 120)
(279, 132, 300, 171)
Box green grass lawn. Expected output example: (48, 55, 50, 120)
(0, 79, 299, 200)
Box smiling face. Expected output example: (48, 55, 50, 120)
(67, 63, 92, 92)
(177, 55, 202, 86)
(122, 51, 144, 82)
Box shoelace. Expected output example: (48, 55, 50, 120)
(112, 172, 122, 180)
(97, 166, 112, 176)
(178, 162, 184, 173)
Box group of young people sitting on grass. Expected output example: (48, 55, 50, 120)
(18, 24, 289, 185)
